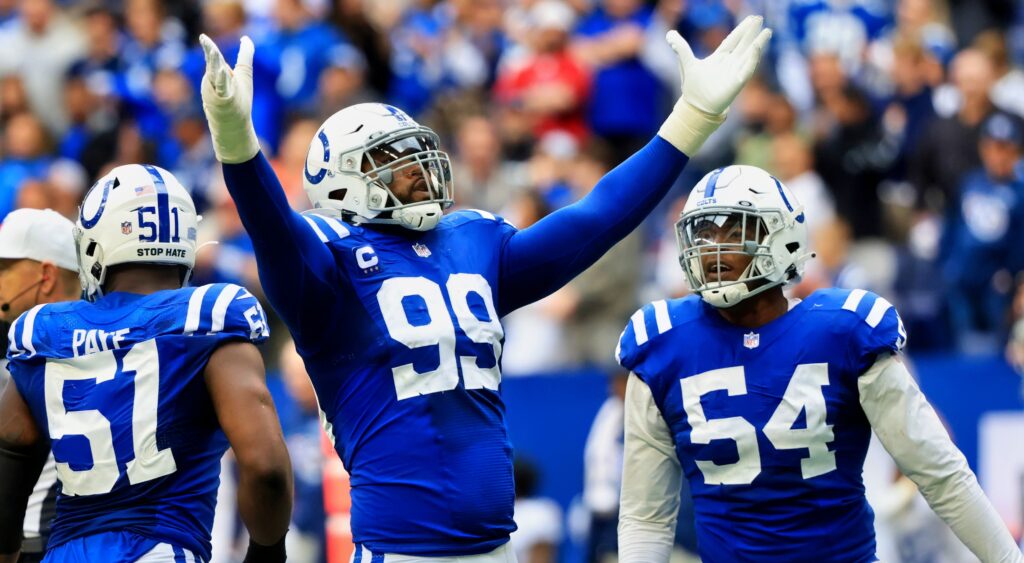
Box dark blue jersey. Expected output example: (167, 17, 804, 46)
(298, 210, 518, 555)
(617, 289, 906, 561)
(221, 136, 690, 556)
(7, 284, 269, 561)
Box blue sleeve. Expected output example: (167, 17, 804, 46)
(498, 137, 689, 314)
(220, 153, 339, 346)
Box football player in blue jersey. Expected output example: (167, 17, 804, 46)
(0, 165, 293, 563)
(0, 209, 84, 563)
(615, 164, 1023, 562)
(199, 14, 771, 561)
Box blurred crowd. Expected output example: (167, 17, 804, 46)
(2, 0, 1024, 560)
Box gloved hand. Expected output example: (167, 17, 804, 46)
(199, 34, 261, 164)
(658, 15, 772, 156)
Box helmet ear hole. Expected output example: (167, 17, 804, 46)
(785, 242, 800, 253)
(86, 241, 98, 257)
(328, 189, 347, 201)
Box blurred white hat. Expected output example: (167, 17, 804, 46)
(0, 208, 78, 272)
(530, 0, 576, 32)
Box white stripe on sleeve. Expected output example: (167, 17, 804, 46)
(303, 216, 329, 242)
(184, 285, 212, 335)
(209, 285, 243, 334)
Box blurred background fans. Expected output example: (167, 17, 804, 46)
(1, 0, 1023, 561)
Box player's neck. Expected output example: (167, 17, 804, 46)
(104, 265, 183, 296)
(715, 288, 789, 328)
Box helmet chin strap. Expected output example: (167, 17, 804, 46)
(702, 282, 750, 308)
(392, 203, 443, 231)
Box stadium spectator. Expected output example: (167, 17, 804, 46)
(185, 0, 285, 151)
(0, 0, 85, 136)
(266, 0, 347, 115)
(941, 111, 1024, 352)
(494, 1, 590, 144)
(315, 43, 372, 120)
(814, 85, 896, 239)
(771, 131, 835, 238)
(573, 0, 663, 164)
(450, 114, 529, 211)
(0, 113, 53, 221)
(884, 32, 938, 180)
(169, 102, 219, 213)
(328, 0, 391, 99)
(909, 48, 995, 213)
(973, 29, 1024, 119)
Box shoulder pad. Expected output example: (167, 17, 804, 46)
(616, 299, 678, 371)
(836, 288, 907, 355)
(183, 284, 270, 343)
(7, 304, 49, 360)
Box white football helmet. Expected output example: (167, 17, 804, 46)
(302, 103, 454, 231)
(75, 164, 199, 301)
(677, 165, 813, 308)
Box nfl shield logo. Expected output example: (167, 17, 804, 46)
(121, 221, 132, 235)
(412, 243, 431, 258)
(743, 332, 760, 349)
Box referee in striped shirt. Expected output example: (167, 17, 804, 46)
(0, 209, 84, 563)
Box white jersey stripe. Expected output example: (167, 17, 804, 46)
(652, 300, 672, 335)
(210, 285, 243, 334)
(21, 454, 55, 537)
(184, 285, 212, 335)
(842, 289, 867, 313)
(8, 320, 21, 355)
(137, 542, 175, 562)
(467, 209, 496, 221)
(318, 216, 351, 239)
(21, 305, 43, 356)
(303, 216, 328, 242)
(865, 297, 893, 328)
(630, 309, 649, 346)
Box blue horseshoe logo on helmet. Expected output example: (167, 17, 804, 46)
(80, 177, 115, 229)
(304, 130, 331, 185)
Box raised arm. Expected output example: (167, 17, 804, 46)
(205, 341, 293, 563)
(200, 35, 338, 339)
(0, 379, 47, 563)
(499, 17, 771, 313)
(859, 354, 1024, 562)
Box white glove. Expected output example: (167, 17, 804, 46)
(199, 34, 261, 164)
(658, 16, 772, 156)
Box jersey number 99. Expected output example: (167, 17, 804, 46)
(377, 274, 503, 401)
